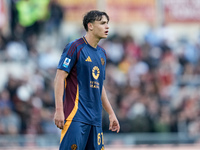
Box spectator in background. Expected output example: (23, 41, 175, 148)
(123, 34, 141, 59)
(0, 33, 7, 51)
(15, 0, 50, 45)
(45, 0, 63, 34)
(5, 36, 28, 62)
(103, 35, 124, 64)
(0, 89, 13, 110)
(0, 106, 21, 134)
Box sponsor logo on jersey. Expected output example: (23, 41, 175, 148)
(92, 66, 100, 80)
(85, 56, 92, 62)
(90, 81, 99, 88)
(63, 57, 71, 68)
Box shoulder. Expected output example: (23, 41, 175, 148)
(97, 45, 106, 57)
(63, 37, 86, 55)
(67, 37, 86, 48)
(74, 37, 86, 46)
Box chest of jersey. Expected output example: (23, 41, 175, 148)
(77, 45, 106, 89)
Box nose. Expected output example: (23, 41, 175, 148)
(106, 23, 109, 29)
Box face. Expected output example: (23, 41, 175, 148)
(90, 15, 109, 39)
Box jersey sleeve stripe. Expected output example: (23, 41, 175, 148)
(67, 39, 84, 57)
(77, 47, 83, 61)
(69, 40, 84, 57)
(60, 85, 79, 143)
(67, 42, 76, 56)
(67, 38, 82, 56)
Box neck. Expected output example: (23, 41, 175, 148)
(84, 33, 100, 48)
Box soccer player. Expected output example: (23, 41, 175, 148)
(54, 10, 120, 150)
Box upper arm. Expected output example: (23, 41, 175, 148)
(54, 69, 69, 82)
(101, 86, 106, 100)
(57, 42, 78, 73)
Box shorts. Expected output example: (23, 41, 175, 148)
(59, 120, 104, 150)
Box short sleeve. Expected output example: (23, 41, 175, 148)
(57, 42, 77, 73)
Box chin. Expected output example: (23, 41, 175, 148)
(98, 34, 108, 39)
(101, 35, 108, 39)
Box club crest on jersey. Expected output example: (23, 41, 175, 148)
(101, 58, 105, 65)
(71, 144, 77, 150)
(63, 57, 71, 68)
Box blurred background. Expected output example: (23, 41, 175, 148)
(0, 0, 200, 149)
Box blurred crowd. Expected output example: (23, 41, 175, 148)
(0, 0, 200, 142)
(0, 0, 63, 135)
(102, 26, 200, 137)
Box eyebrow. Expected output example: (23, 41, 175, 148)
(100, 20, 108, 24)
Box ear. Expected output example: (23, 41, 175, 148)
(88, 23, 93, 31)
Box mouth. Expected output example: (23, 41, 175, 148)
(105, 31, 109, 35)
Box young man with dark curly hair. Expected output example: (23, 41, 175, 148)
(54, 10, 120, 150)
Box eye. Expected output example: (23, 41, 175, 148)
(101, 21, 107, 25)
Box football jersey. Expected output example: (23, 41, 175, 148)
(57, 37, 106, 126)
